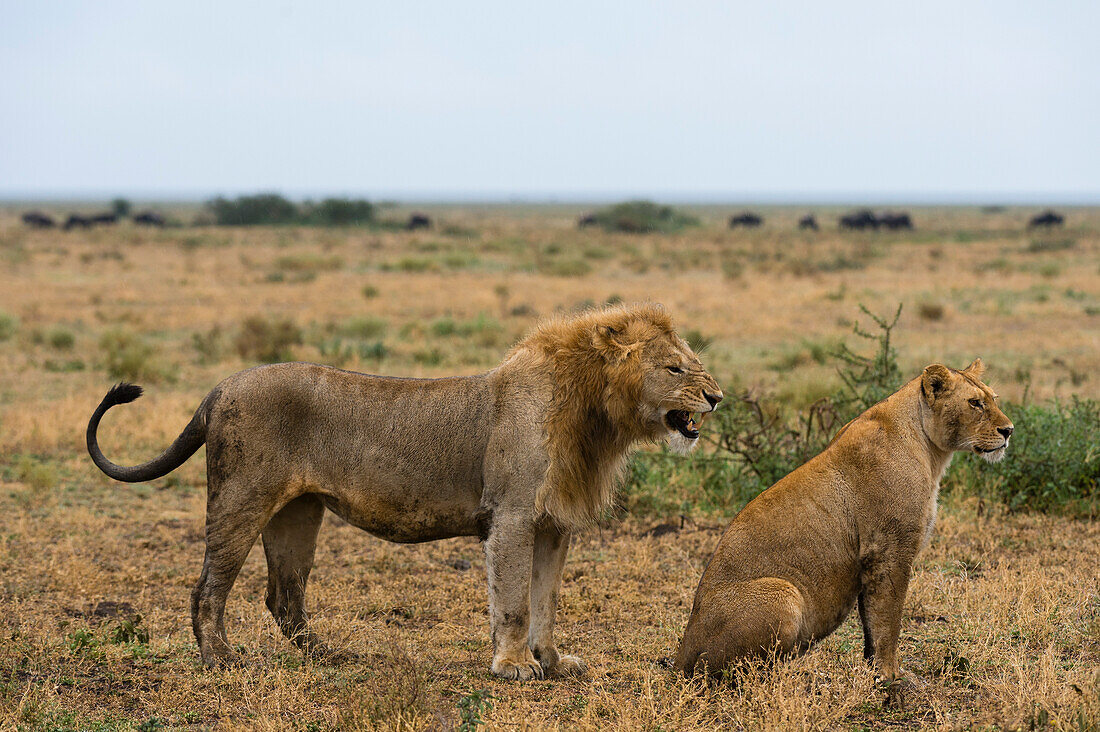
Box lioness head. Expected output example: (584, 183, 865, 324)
(920, 358, 1014, 463)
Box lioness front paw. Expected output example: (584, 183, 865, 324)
(881, 671, 917, 710)
(491, 648, 544, 681)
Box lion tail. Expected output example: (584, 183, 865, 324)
(86, 383, 209, 483)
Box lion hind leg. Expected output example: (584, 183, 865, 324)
(677, 577, 805, 678)
(262, 493, 326, 654)
(191, 476, 284, 669)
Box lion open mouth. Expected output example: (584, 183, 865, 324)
(666, 410, 703, 439)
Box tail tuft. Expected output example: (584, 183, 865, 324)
(104, 382, 143, 406)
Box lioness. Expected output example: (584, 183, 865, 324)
(676, 359, 1012, 707)
(87, 304, 722, 679)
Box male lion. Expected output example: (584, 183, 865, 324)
(87, 304, 722, 679)
(676, 359, 1012, 707)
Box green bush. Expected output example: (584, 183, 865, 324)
(207, 194, 377, 227)
(336, 316, 387, 340)
(302, 198, 374, 226)
(111, 198, 132, 218)
(235, 316, 302, 363)
(207, 194, 298, 225)
(99, 329, 174, 382)
(590, 200, 698, 234)
(0, 311, 18, 341)
(47, 327, 75, 350)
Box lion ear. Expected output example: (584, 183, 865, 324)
(921, 364, 953, 403)
(593, 324, 636, 362)
(962, 357, 985, 379)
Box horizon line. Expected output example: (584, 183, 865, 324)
(2, 189, 1099, 207)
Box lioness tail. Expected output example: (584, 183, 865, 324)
(87, 382, 208, 483)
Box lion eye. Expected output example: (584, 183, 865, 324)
(667, 366, 685, 375)
(969, 398, 984, 409)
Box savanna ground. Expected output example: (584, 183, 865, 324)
(0, 205, 1098, 730)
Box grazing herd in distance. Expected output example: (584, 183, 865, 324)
(21, 210, 165, 230)
(18, 207, 1067, 232)
(19, 210, 436, 231)
(574, 208, 1066, 231)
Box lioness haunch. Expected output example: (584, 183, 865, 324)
(86, 304, 722, 679)
(677, 359, 1012, 708)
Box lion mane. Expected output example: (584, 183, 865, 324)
(507, 304, 677, 528)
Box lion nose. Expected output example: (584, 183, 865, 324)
(998, 425, 1014, 439)
(704, 391, 723, 410)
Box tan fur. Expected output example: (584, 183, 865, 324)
(676, 359, 1013, 709)
(87, 303, 722, 680)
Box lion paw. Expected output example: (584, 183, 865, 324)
(200, 648, 241, 670)
(492, 650, 545, 681)
(552, 654, 587, 677)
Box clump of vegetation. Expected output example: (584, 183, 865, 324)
(429, 313, 505, 348)
(301, 198, 374, 226)
(272, 254, 344, 273)
(1025, 239, 1075, 254)
(335, 316, 387, 340)
(235, 316, 302, 363)
(207, 194, 377, 227)
(537, 257, 592, 277)
(589, 200, 698, 234)
(17, 456, 58, 492)
(111, 198, 131, 218)
(109, 614, 149, 645)
(207, 194, 299, 225)
(382, 257, 437, 273)
(192, 326, 225, 364)
(0, 311, 18, 341)
(457, 689, 496, 731)
(99, 329, 174, 382)
(918, 301, 946, 321)
(47, 327, 75, 350)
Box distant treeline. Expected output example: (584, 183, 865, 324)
(207, 194, 376, 226)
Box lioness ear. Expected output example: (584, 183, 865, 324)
(921, 364, 952, 402)
(962, 357, 985, 379)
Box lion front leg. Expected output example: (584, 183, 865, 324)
(528, 523, 586, 677)
(484, 517, 543, 681)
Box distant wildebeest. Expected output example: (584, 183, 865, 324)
(798, 214, 818, 231)
(878, 211, 913, 230)
(90, 213, 119, 225)
(729, 213, 763, 228)
(63, 214, 93, 231)
(407, 213, 431, 231)
(839, 209, 879, 230)
(578, 213, 599, 228)
(22, 211, 56, 228)
(133, 211, 166, 227)
(1028, 210, 1064, 228)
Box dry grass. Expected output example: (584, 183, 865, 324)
(1, 206, 1098, 729)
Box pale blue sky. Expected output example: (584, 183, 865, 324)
(1, 1, 1097, 202)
